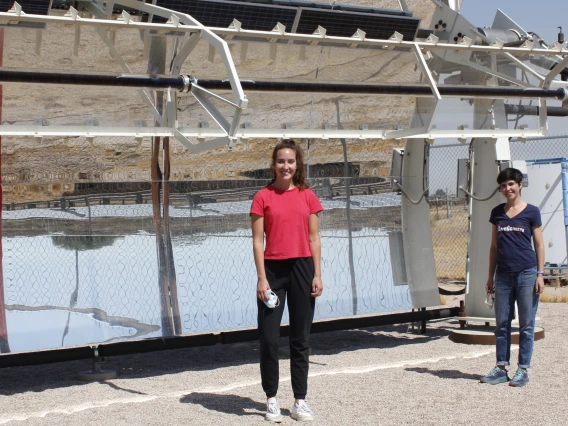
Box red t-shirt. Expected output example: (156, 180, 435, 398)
(250, 185, 324, 260)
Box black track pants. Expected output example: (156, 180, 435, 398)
(258, 257, 316, 400)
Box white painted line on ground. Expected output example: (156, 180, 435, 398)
(307, 349, 497, 378)
(0, 347, 509, 424)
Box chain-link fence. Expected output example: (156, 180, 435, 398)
(428, 135, 568, 282)
(2, 135, 419, 354)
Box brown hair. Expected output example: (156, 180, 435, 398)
(270, 139, 309, 190)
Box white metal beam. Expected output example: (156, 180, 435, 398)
(170, 33, 201, 76)
(503, 53, 545, 83)
(0, 126, 545, 140)
(397, 0, 410, 12)
(1, 10, 568, 58)
(452, 56, 533, 87)
(412, 44, 441, 132)
(543, 55, 568, 89)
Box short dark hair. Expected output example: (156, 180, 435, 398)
(496, 168, 523, 185)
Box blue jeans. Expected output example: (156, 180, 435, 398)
(494, 267, 539, 369)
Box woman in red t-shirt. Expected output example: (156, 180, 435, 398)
(250, 139, 323, 422)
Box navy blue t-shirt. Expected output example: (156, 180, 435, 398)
(489, 203, 542, 273)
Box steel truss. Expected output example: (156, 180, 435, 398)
(0, 0, 567, 149)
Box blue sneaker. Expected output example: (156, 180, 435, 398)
(480, 366, 509, 384)
(509, 368, 530, 387)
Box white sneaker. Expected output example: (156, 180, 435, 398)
(291, 400, 314, 422)
(265, 398, 283, 423)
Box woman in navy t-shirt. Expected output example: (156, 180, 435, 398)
(480, 168, 545, 387)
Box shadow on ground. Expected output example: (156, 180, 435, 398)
(0, 321, 451, 396)
(180, 392, 288, 420)
(404, 366, 482, 381)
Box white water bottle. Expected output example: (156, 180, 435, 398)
(264, 290, 280, 309)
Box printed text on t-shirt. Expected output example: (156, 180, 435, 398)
(497, 224, 525, 233)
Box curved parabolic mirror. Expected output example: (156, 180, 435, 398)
(0, 0, 445, 355)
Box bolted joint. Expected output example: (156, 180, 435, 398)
(180, 75, 192, 93)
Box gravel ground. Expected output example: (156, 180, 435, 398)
(1, 302, 566, 426)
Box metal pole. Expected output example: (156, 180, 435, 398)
(0, 70, 566, 100)
(0, 27, 10, 354)
(335, 100, 357, 315)
(561, 161, 568, 265)
(196, 80, 568, 100)
(446, 188, 451, 219)
(0, 69, 184, 90)
(505, 105, 568, 116)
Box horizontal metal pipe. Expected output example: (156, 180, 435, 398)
(197, 79, 568, 100)
(505, 104, 568, 117)
(0, 69, 185, 90)
(0, 69, 566, 100)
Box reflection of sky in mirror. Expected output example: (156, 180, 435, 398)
(6, 310, 139, 353)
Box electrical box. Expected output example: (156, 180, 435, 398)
(389, 230, 408, 286)
(456, 158, 468, 200)
(390, 148, 404, 191)
(512, 160, 529, 187)
(522, 159, 568, 265)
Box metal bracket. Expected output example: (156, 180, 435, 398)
(91, 19, 166, 127)
(310, 26, 326, 45)
(543, 55, 568, 89)
(78, 347, 117, 382)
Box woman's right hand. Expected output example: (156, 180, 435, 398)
(257, 278, 270, 301)
(485, 279, 494, 295)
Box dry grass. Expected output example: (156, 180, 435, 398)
(431, 208, 469, 280)
(541, 287, 568, 303)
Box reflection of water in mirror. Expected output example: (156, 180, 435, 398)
(2, 192, 410, 354)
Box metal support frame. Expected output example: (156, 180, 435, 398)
(1, 8, 566, 57)
(0, 0, 564, 359)
(0, 3, 566, 143)
(413, 44, 441, 132)
(400, 97, 442, 308)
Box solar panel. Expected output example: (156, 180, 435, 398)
(153, 0, 419, 39)
(0, 0, 51, 15)
(0, 0, 421, 41)
(155, 0, 297, 30)
(296, 9, 419, 41)
(220, 0, 412, 17)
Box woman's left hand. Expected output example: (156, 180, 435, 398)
(311, 276, 323, 297)
(535, 275, 545, 295)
